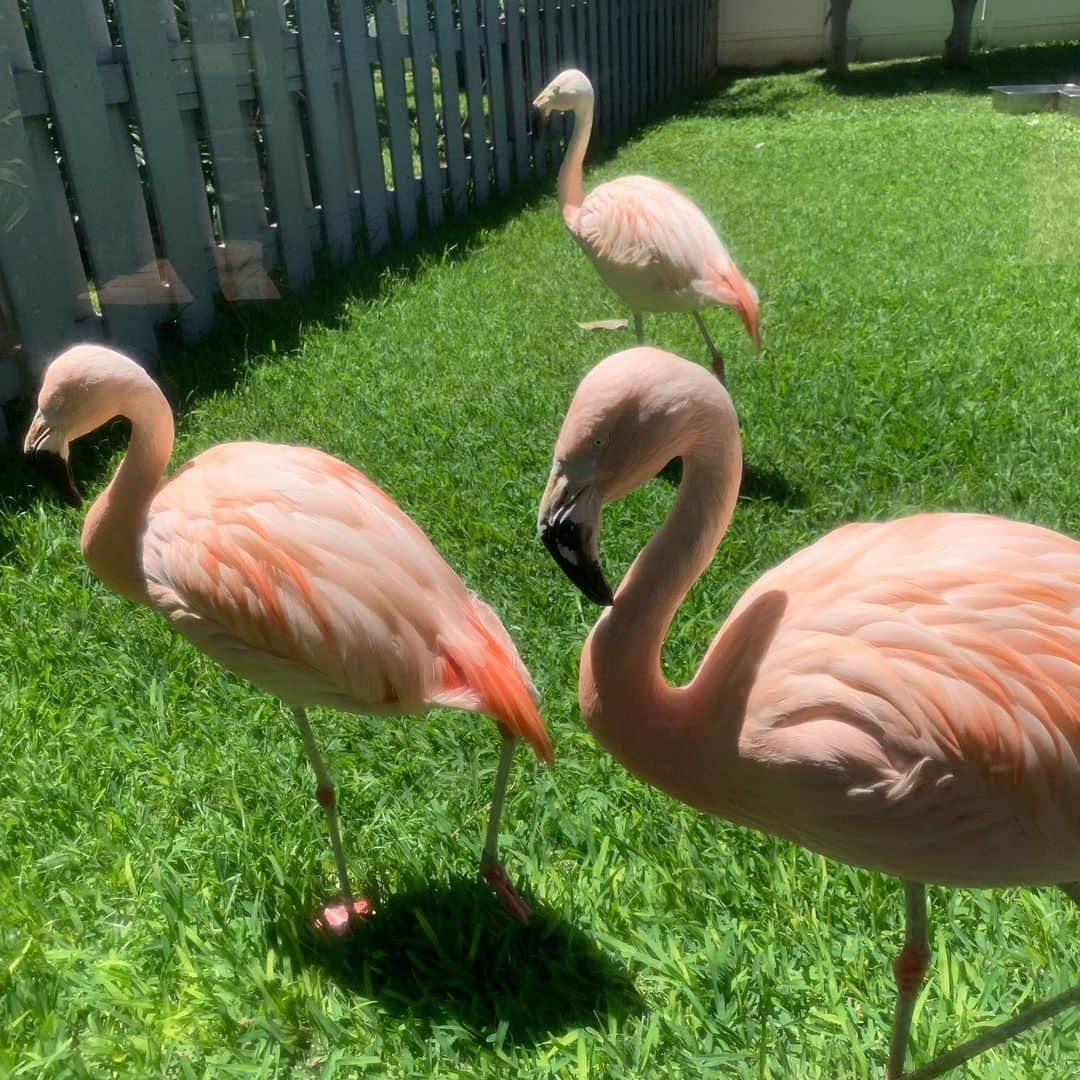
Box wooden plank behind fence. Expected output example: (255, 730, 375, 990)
(560, 0, 575, 69)
(482, 0, 511, 194)
(406, 0, 445, 227)
(247, 0, 315, 287)
(187, 0, 275, 301)
(339, 0, 390, 251)
(27, 0, 167, 358)
(574, 0, 587, 86)
(459, 0, 491, 206)
(0, 1, 91, 375)
(504, 0, 531, 183)
(115, 0, 216, 337)
(432, 0, 469, 212)
(540, 0, 565, 163)
(295, 0, 354, 262)
(373, 1, 419, 238)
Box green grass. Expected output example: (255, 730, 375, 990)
(4, 41, 1080, 1079)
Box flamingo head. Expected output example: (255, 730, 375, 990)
(23, 344, 157, 508)
(538, 346, 734, 606)
(532, 68, 595, 119)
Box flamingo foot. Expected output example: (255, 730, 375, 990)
(480, 859, 532, 925)
(311, 896, 373, 936)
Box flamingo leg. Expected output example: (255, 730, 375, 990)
(478, 728, 531, 924)
(634, 312, 644, 344)
(292, 707, 365, 927)
(887, 881, 929, 1080)
(692, 310, 726, 383)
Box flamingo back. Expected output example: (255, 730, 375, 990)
(141, 442, 552, 762)
(718, 513, 1080, 884)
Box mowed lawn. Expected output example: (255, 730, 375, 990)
(3, 43, 1080, 1079)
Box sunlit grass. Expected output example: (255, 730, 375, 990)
(2, 41, 1080, 1079)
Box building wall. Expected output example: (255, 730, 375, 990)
(716, 0, 1080, 69)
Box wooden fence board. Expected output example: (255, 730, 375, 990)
(339, 0, 390, 251)
(27, 0, 166, 357)
(459, 0, 491, 205)
(432, 0, 469, 212)
(541, 0, 565, 163)
(574, 0, 587, 84)
(406, 0, 445, 226)
(0, 2, 91, 372)
(560, 0, 576, 69)
(482, 0, 511, 194)
(295, 0, 354, 262)
(585, 0, 600, 122)
(115, 0, 216, 336)
(523, 0, 546, 178)
(187, 0, 275, 301)
(373, 1, 419, 237)
(247, 0, 315, 287)
(504, 0, 531, 182)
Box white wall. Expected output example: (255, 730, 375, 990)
(716, 0, 1080, 69)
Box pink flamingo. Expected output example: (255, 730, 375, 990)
(538, 346, 1080, 1078)
(25, 344, 552, 929)
(532, 69, 761, 384)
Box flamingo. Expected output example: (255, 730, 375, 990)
(532, 69, 761, 384)
(537, 346, 1080, 1078)
(24, 344, 552, 929)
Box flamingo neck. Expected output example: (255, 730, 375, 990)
(558, 97, 594, 230)
(81, 383, 174, 603)
(581, 419, 742, 794)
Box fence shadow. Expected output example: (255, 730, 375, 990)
(269, 875, 645, 1046)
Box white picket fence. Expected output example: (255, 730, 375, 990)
(0, 0, 720, 409)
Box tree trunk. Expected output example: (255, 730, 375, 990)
(944, 0, 979, 68)
(826, 0, 854, 75)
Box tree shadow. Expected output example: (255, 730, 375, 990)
(818, 42, 1080, 99)
(269, 876, 645, 1045)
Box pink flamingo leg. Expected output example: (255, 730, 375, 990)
(479, 730, 531, 924)
(692, 310, 726, 384)
(293, 707, 370, 933)
(887, 882, 930, 1080)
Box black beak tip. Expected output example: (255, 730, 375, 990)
(540, 520, 614, 607)
(26, 449, 83, 508)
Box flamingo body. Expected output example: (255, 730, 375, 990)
(573, 174, 760, 334)
(26, 344, 550, 927)
(539, 347, 1080, 1074)
(145, 441, 547, 753)
(533, 70, 760, 363)
(698, 512, 1080, 887)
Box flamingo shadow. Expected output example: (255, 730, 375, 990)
(271, 875, 645, 1044)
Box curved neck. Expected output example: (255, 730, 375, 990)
(558, 98, 594, 229)
(81, 384, 174, 603)
(580, 422, 742, 789)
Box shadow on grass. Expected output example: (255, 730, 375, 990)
(740, 461, 805, 507)
(672, 41, 1080, 123)
(817, 41, 1080, 99)
(274, 876, 645, 1045)
(0, 178, 558, 512)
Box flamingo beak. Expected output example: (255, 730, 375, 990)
(538, 470, 613, 607)
(23, 411, 82, 508)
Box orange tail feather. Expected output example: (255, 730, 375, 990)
(446, 614, 554, 764)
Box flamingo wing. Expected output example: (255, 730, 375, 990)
(141, 442, 551, 761)
(718, 514, 1080, 883)
(575, 175, 756, 313)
